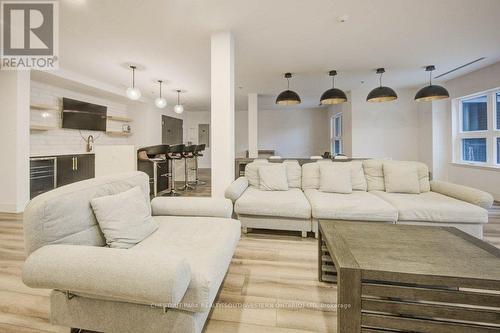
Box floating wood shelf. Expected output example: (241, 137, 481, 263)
(30, 104, 60, 111)
(105, 131, 132, 137)
(30, 125, 57, 131)
(107, 115, 133, 122)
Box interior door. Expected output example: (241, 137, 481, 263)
(162, 116, 183, 144)
(198, 124, 210, 147)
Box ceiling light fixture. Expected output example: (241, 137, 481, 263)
(414, 65, 450, 102)
(126, 65, 141, 100)
(366, 68, 398, 103)
(276, 73, 301, 105)
(154, 80, 167, 109)
(320, 70, 347, 105)
(174, 90, 184, 114)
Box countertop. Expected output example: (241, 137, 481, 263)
(30, 152, 95, 158)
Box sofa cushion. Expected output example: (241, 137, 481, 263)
(245, 160, 269, 188)
(319, 162, 352, 194)
(258, 164, 289, 191)
(371, 191, 488, 224)
(235, 187, 311, 219)
(283, 160, 302, 188)
(302, 160, 366, 191)
(383, 161, 420, 194)
(363, 159, 430, 193)
(90, 186, 158, 249)
(304, 189, 398, 222)
(132, 216, 241, 313)
(351, 161, 367, 191)
(363, 159, 386, 191)
(23, 171, 150, 256)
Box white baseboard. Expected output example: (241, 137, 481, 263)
(0, 201, 27, 213)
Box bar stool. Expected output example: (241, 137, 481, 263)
(137, 145, 169, 197)
(180, 145, 196, 191)
(165, 144, 184, 196)
(190, 144, 206, 186)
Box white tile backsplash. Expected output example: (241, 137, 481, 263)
(30, 81, 131, 156)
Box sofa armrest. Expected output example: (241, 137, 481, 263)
(22, 245, 191, 305)
(224, 177, 249, 203)
(430, 180, 494, 209)
(151, 197, 233, 218)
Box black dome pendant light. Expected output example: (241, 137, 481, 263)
(320, 70, 347, 105)
(366, 68, 398, 102)
(414, 65, 449, 102)
(276, 73, 301, 105)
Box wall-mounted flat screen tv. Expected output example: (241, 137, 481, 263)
(62, 97, 107, 131)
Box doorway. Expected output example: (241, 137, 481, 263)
(162, 115, 183, 145)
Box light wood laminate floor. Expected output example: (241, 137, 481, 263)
(0, 200, 499, 333)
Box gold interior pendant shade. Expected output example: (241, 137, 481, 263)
(320, 70, 347, 105)
(276, 73, 301, 105)
(366, 68, 398, 102)
(414, 65, 450, 102)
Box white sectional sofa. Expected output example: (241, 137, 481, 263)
(225, 159, 493, 239)
(22, 172, 240, 333)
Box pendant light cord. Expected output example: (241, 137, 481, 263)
(332, 75, 335, 88)
(132, 67, 135, 88)
(379, 72, 383, 87)
(429, 70, 432, 86)
(287, 77, 290, 90)
(177, 91, 180, 105)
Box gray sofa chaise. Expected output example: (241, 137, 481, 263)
(22, 172, 240, 333)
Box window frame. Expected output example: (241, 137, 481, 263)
(331, 113, 343, 155)
(453, 89, 500, 167)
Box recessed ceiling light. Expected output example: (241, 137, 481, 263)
(337, 14, 349, 23)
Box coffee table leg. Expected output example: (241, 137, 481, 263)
(337, 267, 361, 332)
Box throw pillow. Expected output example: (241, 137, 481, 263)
(362, 159, 386, 191)
(283, 160, 302, 188)
(245, 160, 269, 188)
(258, 164, 289, 191)
(319, 162, 353, 194)
(383, 161, 420, 194)
(90, 186, 158, 249)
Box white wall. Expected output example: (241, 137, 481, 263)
(235, 107, 330, 158)
(417, 101, 433, 171)
(0, 71, 30, 213)
(128, 102, 185, 148)
(431, 61, 500, 200)
(30, 81, 131, 156)
(349, 87, 420, 160)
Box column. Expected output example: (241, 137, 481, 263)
(210, 31, 235, 197)
(0, 70, 30, 213)
(248, 93, 258, 158)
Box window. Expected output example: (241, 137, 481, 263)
(497, 137, 500, 164)
(331, 113, 342, 155)
(496, 92, 500, 130)
(462, 138, 487, 162)
(462, 95, 487, 131)
(453, 89, 500, 167)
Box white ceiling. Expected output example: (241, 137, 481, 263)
(57, 0, 500, 110)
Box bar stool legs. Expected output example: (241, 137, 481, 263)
(165, 159, 180, 196)
(190, 155, 206, 185)
(180, 157, 195, 191)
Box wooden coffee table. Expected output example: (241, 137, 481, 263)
(318, 220, 500, 332)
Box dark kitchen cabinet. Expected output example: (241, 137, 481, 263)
(57, 154, 95, 187)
